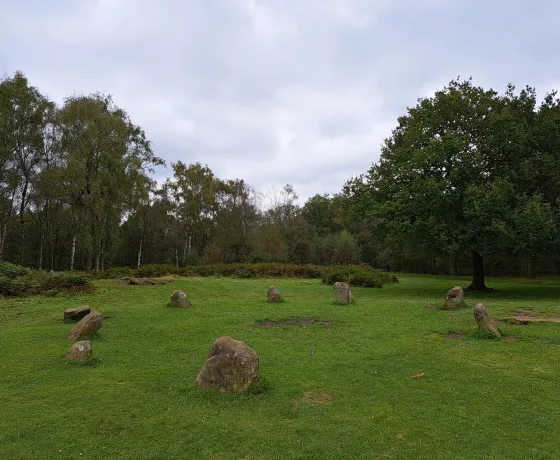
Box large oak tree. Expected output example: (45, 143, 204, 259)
(346, 79, 560, 290)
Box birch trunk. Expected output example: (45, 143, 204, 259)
(137, 235, 144, 269)
(70, 234, 76, 271)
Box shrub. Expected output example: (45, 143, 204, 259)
(0, 275, 27, 296)
(97, 263, 398, 288)
(137, 264, 179, 278)
(0, 268, 93, 296)
(321, 265, 397, 288)
(98, 266, 136, 279)
(37, 271, 92, 291)
(0, 262, 30, 279)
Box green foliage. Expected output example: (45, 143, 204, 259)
(98, 263, 396, 287)
(0, 261, 31, 279)
(321, 265, 397, 287)
(98, 266, 137, 279)
(346, 80, 560, 289)
(0, 275, 27, 295)
(33, 271, 92, 291)
(0, 264, 92, 296)
(136, 264, 179, 278)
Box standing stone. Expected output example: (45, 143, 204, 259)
(474, 303, 501, 337)
(267, 286, 282, 302)
(64, 305, 91, 323)
(66, 340, 93, 361)
(196, 337, 259, 392)
(67, 311, 103, 341)
(170, 290, 190, 308)
(442, 286, 467, 309)
(333, 282, 353, 304)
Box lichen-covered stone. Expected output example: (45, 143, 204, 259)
(63, 305, 91, 323)
(442, 286, 467, 309)
(67, 311, 102, 341)
(267, 286, 282, 302)
(474, 303, 501, 337)
(333, 282, 353, 304)
(66, 340, 93, 360)
(170, 290, 190, 308)
(196, 337, 259, 392)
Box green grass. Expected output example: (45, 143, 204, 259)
(1, 274, 560, 459)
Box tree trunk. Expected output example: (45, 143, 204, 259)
(70, 234, 77, 271)
(20, 217, 25, 265)
(137, 235, 144, 269)
(38, 235, 43, 270)
(182, 235, 189, 265)
(450, 258, 458, 276)
(0, 223, 7, 262)
(467, 250, 490, 291)
(527, 260, 536, 278)
(85, 255, 92, 274)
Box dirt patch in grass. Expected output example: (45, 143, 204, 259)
(503, 335, 517, 341)
(257, 318, 330, 327)
(294, 392, 335, 407)
(510, 316, 560, 324)
(512, 309, 543, 317)
(446, 332, 467, 339)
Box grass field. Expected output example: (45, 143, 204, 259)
(1, 274, 560, 459)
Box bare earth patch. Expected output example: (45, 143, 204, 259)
(446, 332, 467, 339)
(257, 318, 330, 327)
(512, 309, 543, 317)
(503, 336, 517, 341)
(294, 392, 335, 407)
(510, 316, 560, 324)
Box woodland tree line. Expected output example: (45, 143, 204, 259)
(1, 72, 559, 289)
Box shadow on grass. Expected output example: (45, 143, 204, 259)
(66, 357, 102, 368)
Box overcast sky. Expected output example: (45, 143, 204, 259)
(1, 0, 558, 203)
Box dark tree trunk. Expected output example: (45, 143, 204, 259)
(527, 260, 536, 279)
(467, 250, 490, 291)
(85, 255, 92, 274)
(450, 258, 458, 276)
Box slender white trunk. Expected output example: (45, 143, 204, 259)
(137, 235, 143, 269)
(175, 248, 179, 267)
(70, 234, 76, 271)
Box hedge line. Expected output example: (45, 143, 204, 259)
(98, 263, 398, 288)
(0, 262, 93, 296)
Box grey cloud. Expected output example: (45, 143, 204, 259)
(1, 0, 559, 204)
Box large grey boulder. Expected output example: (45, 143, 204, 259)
(196, 337, 259, 392)
(442, 286, 467, 309)
(66, 340, 93, 361)
(333, 282, 353, 304)
(170, 290, 190, 308)
(64, 305, 91, 323)
(267, 286, 282, 302)
(474, 303, 501, 337)
(67, 311, 103, 341)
